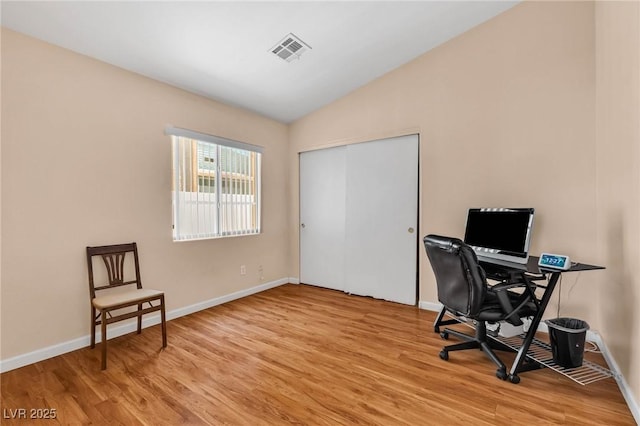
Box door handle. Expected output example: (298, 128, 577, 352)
(301, 223, 306, 228)
(408, 227, 414, 234)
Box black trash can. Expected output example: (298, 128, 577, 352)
(545, 317, 590, 368)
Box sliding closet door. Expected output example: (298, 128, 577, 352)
(299, 146, 346, 291)
(299, 135, 418, 305)
(344, 135, 418, 305)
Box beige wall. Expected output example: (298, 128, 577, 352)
(0, 29, 290, 359)
(1, 1, 638, 413)
(290, 1, 597, 318)
(289, 0, 639, 411)
(595, 0, 640, 410)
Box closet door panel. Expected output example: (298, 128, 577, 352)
(299, 147, 346, 291)
(344, 135, 418, 305)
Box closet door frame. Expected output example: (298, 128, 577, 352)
(299, 134, 420, 305)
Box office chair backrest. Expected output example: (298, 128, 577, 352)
(86, 242, 143, 300)
(423, 234, 487, 317)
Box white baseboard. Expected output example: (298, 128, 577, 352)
(166, 277, 290, 321)
(418, 300, 442, 312)
(588, 331, 640, 424)
(418, 299, 640, 424)
(288, 277, 300, 284)
(0, 278, 292, 373)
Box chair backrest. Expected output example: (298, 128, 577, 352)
(86, 242, 142, 300)
(423, 234, 487, 317)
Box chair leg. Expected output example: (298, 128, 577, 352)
(160, 296, 167, 348)
(90, 306, 96, 349)
(137, 303, 142, 334)
(434, 307, 460, 333)
(444, 328, 476, 342)
(434, 306, 446, 333)
(480, 341, 506, 371)
(442, 326, 481, 353)
(440, 322, 509, 378)
(445, 339, 481, 352)
(101, 310, 107, 370)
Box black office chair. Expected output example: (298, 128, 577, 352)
(423, 234, 538, 381)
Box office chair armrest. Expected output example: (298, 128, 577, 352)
(492, 276, 539, 306)
(491, 281, 533, 292)
(489, 282, 536, 327)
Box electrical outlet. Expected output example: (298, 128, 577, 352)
(240, 265, 246, 275)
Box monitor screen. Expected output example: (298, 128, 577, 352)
(463, 208, 535, 264)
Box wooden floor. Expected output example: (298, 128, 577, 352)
(1, 284, 635, 425)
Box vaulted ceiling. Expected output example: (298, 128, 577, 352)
(1, 1, 518, 123)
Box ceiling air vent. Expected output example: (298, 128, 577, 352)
(270, 33, 311, 62)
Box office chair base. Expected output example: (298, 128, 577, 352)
(439, 325, 513, 380)
(496, 368, 508, 380)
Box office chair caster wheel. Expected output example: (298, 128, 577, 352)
(439, 350, 449, 361)
(496, 369, 508, 381)
(434, 326, 440, 333)
(440, 331, 449, 340)
(508, 374, 521, 384)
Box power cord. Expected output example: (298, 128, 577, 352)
(567, 271, 581, 299)
(585, 340, 601, 354)
(556, 274, 562, 317)
(555, 272, 580, 317)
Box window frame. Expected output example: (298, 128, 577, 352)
(166, 126, 263, 242)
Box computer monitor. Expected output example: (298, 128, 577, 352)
(463, 208, 535, 264)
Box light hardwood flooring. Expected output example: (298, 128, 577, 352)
(1, 284, 635, 425)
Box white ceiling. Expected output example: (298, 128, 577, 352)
(1, 1, 518, 123)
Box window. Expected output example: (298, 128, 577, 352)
(167, 126, 263, 241)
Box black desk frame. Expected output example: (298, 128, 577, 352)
(434, 256, 604, 383)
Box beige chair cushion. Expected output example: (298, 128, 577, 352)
(92, 288, 164, 310)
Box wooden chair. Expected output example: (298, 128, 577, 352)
(86, 242, 167, 370)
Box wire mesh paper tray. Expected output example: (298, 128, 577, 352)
(444, 313, 617, 385)
(494, 334, 617, 385)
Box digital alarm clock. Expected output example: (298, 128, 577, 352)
(538, 253, 571, 270)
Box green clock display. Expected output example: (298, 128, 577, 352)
(538, 253, 571, 270)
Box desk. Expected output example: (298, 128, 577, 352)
(435, 255, 604, 384)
